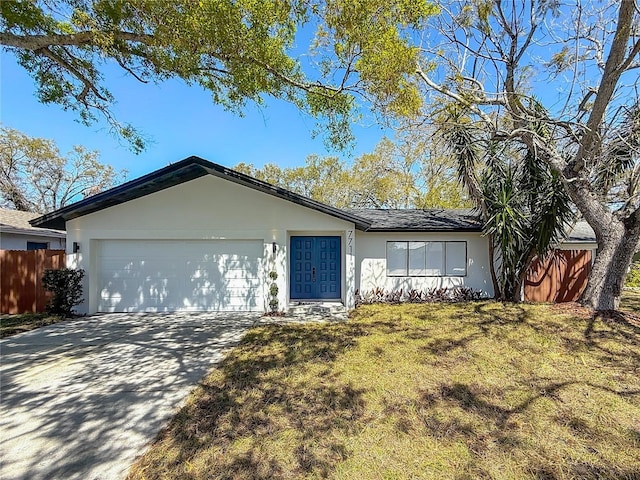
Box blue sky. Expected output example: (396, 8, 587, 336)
(1, 52, 389, 180)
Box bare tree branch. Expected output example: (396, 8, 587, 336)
(415, 65, 500, 126)
(573, 0, 638, 173)
(35, 46, 107, 103)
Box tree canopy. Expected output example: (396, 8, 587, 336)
(0, 126, 125, 213)
(235, 135, 470, 209)
(411, 0, 640, 310)
(1, 0, 436, 151)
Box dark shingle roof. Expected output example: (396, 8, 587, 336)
(566, 220, 596, 243)
(346, 209, 597, 245)
(345, 208, 483, 232)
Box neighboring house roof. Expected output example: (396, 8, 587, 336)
(346, 208, 483, 232)
(566, 220, 596, 243)
(30, 156, 372, 231)
(0, 208, 66, 237)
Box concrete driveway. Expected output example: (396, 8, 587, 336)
(0, 312, 259, 480)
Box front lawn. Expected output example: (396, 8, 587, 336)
(622, 289, 640, 314)
(0, 313, 65, 338)
(128, 302, 640, 480)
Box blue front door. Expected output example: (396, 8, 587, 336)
(290, 236, 341, 300)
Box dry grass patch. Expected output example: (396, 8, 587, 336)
(0, 313, 64, 337)
(128, 302, 640, 480)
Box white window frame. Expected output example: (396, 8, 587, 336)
(386, 241, 467, 277)
(386, 242, 409, 276)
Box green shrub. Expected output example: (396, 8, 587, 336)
(625, 262, 640, 287)
(42, 268, 85, 317)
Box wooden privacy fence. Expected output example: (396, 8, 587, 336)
(524, 249, 592, 303)
(0, 249, 66, 314)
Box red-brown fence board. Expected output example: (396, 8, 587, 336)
(0, 250, 66, 314)
(524, 249, 592, 303)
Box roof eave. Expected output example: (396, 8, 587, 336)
(30, 160, 208, 230)
(564, 239, 597, 244)
(30, 156, 372, 231)
(0, 225, 66, 237)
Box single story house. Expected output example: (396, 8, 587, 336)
(0, 208, 66, 250)
(30, 156, 595, 314)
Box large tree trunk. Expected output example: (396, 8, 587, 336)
(581, 224, 638, 310)
(548, 166, 640, 311)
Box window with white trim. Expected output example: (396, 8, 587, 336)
(386, 241, 467, 276)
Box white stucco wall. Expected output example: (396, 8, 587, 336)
(355, 231, 494, 298)
(0, 232, 66, 250)
(65, 175, 356, 314)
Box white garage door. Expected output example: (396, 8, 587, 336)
(97, 240, 263, 312)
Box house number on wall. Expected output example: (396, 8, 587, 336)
(347, 230, 353, 254)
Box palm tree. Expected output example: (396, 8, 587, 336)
(440, 104, 573, 301)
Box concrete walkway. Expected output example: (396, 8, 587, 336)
(0, 312, 259, 480)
